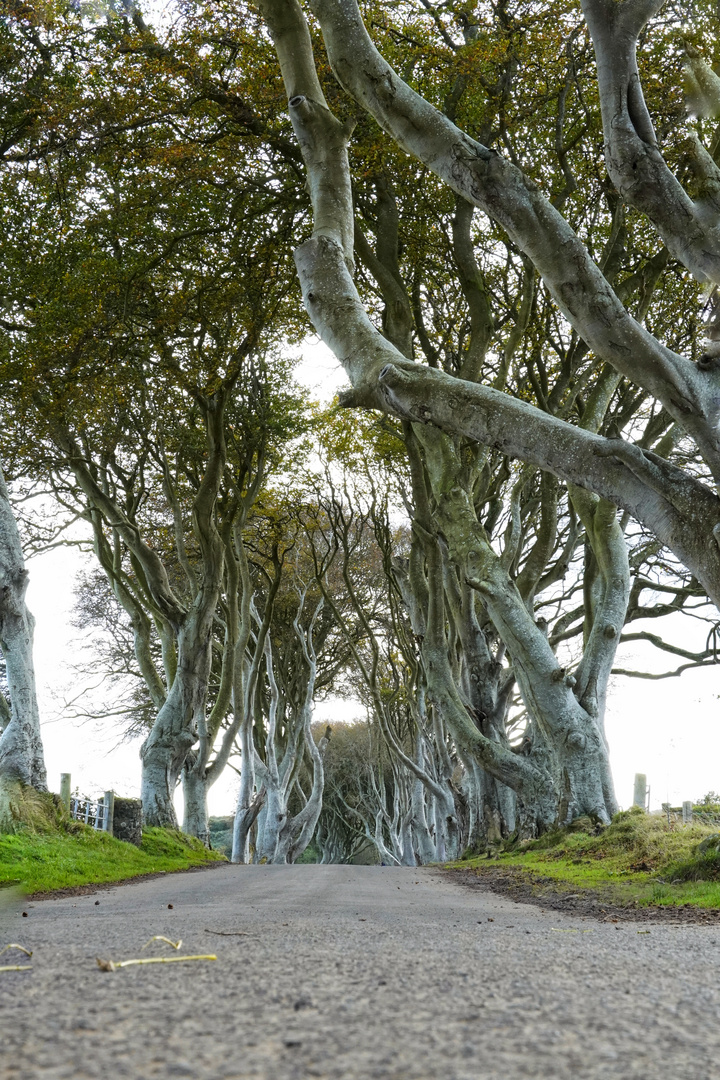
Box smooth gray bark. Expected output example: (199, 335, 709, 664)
(66, 392, 229, 829)
(0, 466, 46, 830)
(181, 757, 210, 844)
(298, 235, 720, 608)
(255, 599, 328, 864)
(255, 0, 705, 831)
(140, 589, 217, 828)
(581, 0, 720, 287)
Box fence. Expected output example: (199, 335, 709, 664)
(661, 802, 720, 828)
(61, 775, 115, 834)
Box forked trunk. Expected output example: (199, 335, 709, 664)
(140, 609, 214, 828)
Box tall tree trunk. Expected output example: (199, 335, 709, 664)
(410, 775, 437, 864)
(255, 782, 286, 863)
(284, 727, 331, 864)
(232, 712, 261, 863)
(0, 467, 46, 831)
(182, 757, 210, 845)
(140, 612, 212, 827)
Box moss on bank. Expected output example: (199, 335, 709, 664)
(447, 807, 720, 909)
(0, 789, 225, 894)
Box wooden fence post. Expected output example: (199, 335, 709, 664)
(104, 791, 115, 835)
(633, 773, 647, 810)
(60, 774, 71, 811)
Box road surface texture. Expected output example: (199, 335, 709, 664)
(1, 864, 719, 1079)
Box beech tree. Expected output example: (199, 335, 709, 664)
(5, 0, 719, 843)
(0, 0, 349, 836)
(0, 467, 46, 830)
(232, 495, 360, 862)
(255, 0, 720, 830)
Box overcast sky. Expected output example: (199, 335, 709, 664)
(26, 339, 720, 820)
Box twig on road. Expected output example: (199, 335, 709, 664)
(96, 954, 217, 972)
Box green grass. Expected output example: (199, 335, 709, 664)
(0, 826, 225, 894)
(0, 790, 226, 894)
(208, 815, 233, 858)
(447, 807, 720, 909)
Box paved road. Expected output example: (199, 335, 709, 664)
(1, 865, 719, 1079)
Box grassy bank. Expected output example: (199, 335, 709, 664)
(0, 791, 225, 894)
(448, 807, 720, 909)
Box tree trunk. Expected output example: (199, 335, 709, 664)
(255, 784, 286, 863)
(410, 776, 437, 864)
(0, 467, 46, 832)
(140, 601, 215, 828)
(182, 761, 209, 845)
(284, 728, 331, 864)
(399, 813, 417, 866)
(232, 710, 260, 863)
(139, 730, 186, 829)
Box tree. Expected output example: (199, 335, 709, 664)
(0, 466, 47, 830)
(232, 494, 359, 863)
(0, 1, 311, 830)
(256, 0, 720, 830)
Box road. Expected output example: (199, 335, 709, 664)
(1, 864, 718, 1079)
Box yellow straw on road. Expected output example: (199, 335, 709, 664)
(0, 944, 33, 972)
(96, 954, 216, 972)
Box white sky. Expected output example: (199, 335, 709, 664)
(25, 338, 720, 819)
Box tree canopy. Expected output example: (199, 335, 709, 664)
(2, 0, 720, 853)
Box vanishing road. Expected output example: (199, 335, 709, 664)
(1, 865, 719, 1079)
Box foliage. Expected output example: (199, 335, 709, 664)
(208, 815, 233, 858)
(2, 785, 72, 834)
(294, 839, 320, 863)
(664, 833, 720, 883)
(3, 0, 720, 844)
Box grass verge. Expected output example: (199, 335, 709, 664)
(1, 826, 226, 894)
(0, 790, 225, 894)
(447, 807, 720, 909)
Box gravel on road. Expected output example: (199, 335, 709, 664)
(1, 864, 718, 1079)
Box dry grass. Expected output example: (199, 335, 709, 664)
(449, 807, 720, 908)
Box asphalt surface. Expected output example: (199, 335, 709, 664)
(1, 864, 718, 1079)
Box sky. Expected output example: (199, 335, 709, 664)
(25, 338, 720, 821)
